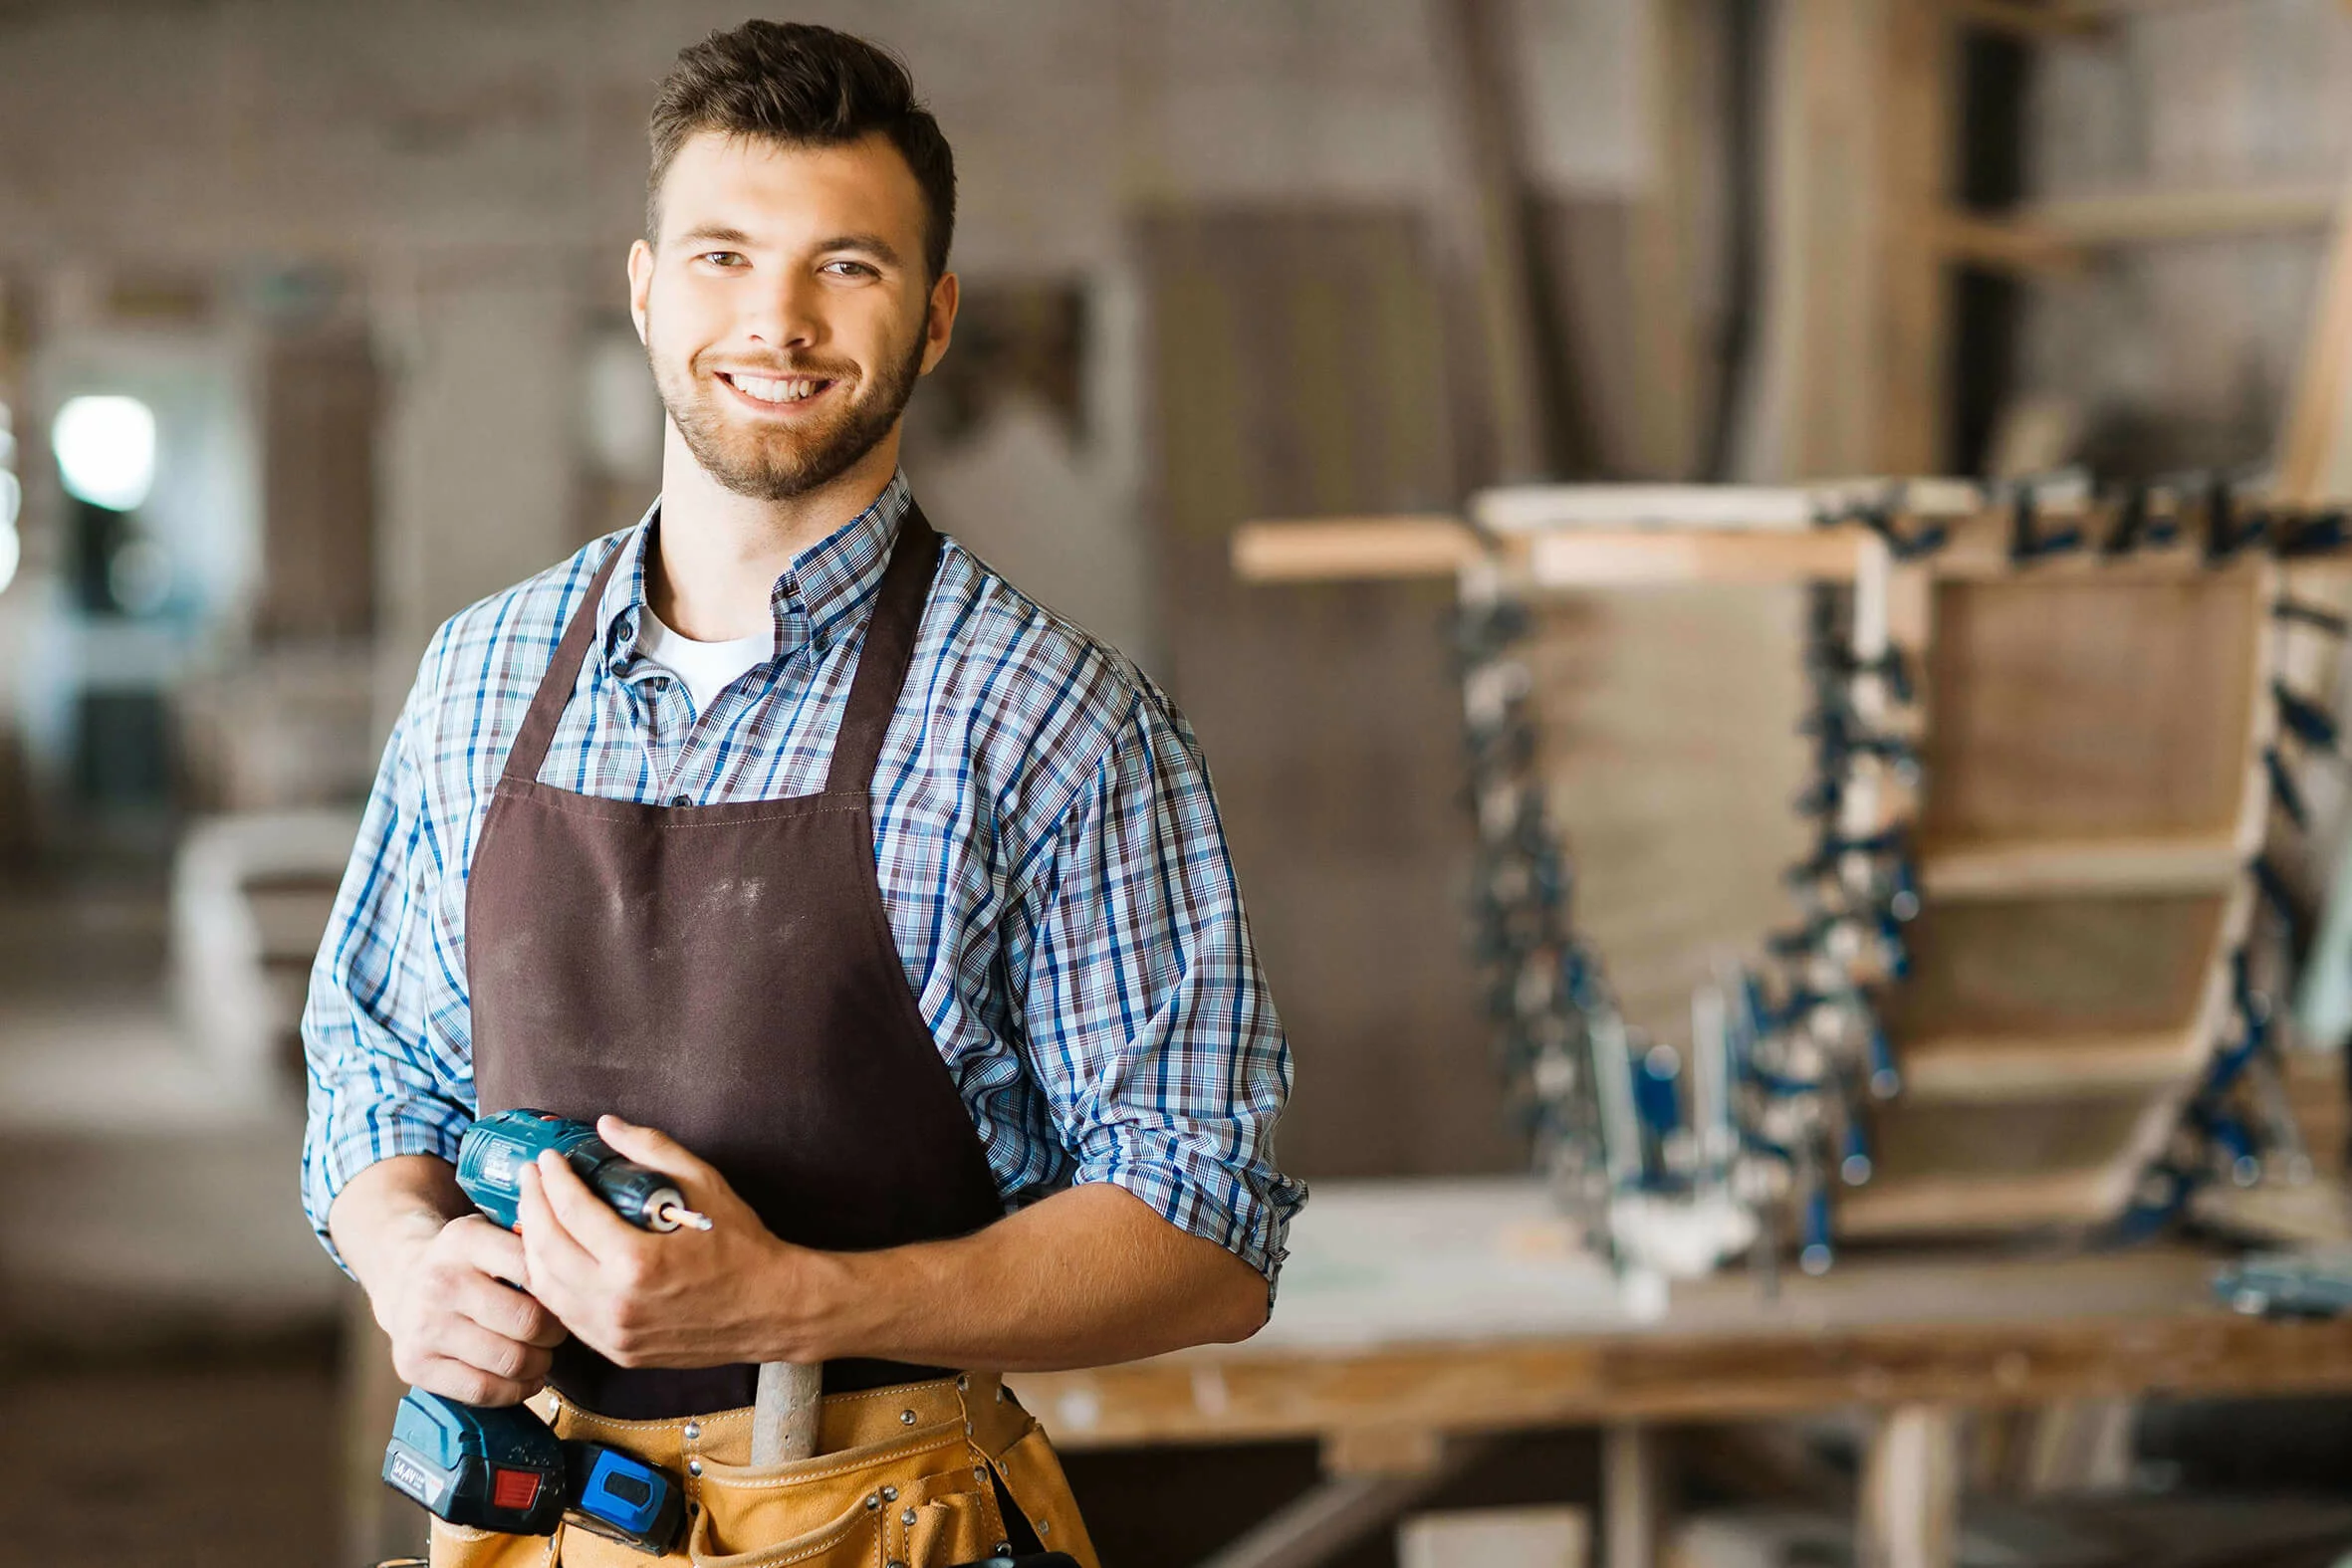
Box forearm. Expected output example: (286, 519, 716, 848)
(329, 1154, 476, 1318)
(790, 1183, 1270, 1372)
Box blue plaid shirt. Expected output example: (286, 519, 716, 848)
(301, 473, 1303, 1290)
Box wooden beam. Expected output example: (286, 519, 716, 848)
(2030, 181, 2342, 246)
(1230, 517, 1480, 583)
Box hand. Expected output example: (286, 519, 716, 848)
(377, 1214, 568, 1406)
(515, 1115, 829, 1369)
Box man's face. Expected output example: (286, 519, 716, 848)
(629, 129, 955, 502)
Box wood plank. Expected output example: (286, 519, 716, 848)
(1919, 831, 2244, 898)
(1524, 587, 1813, 1047)
(1833, 1167, 2127, 1236)
(1478, 480, 1986, 534)
(1525, 530, 1867, 586)
(1884, 893, 2225, 1039)
(1919, 570, 2262, 843)
(1230, 518, 1480, 583)
(1896, 1027, 2208, 1101)
(2027, 181, 2342, 246)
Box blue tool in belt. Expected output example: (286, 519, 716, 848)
(381, 1109, 706, 1552)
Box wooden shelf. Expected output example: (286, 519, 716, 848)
(1919, 831, 2245, 899)
(1895, 1028, 2206, 1103)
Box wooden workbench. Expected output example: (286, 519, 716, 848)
(1008, 1179, 2352, 1568)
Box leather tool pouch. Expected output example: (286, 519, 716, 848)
(424, 1374, 1098, 1568)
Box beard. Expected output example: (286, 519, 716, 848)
(646, 313, 927, 502)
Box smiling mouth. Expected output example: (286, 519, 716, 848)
(719, 371, 836, 407)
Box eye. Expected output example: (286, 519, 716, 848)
(698, 251, 745, 268)
(822, 259, 879, 279)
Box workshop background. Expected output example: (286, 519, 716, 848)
(8, 1, 2352, 1565)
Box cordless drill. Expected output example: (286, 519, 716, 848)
(380, 1109, 707, 1552)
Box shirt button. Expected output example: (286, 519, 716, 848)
(670, 794, 691, 807)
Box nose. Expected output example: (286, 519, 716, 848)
(743, 268, 823, 354)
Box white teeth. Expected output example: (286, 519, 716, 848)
(730, 374, 820, 404)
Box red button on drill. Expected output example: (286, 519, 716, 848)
(491, 1466, 543, 1513)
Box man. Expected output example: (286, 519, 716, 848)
(303, 21, 1302, 1566)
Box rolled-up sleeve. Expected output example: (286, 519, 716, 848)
(1010, 688, 1307, 1297)
(300, 644, 474, 1271)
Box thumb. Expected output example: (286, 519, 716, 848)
(597, 1114, 714, 1184)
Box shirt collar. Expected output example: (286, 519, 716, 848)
(600, 471, 914, 675)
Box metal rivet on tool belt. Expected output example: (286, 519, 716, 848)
(995, 1544, 1012, 1556)
(1038, 1520, 1052, 1534)
(687, 1459, 702, 1477)
(880, 1485, 898, 1502)
(901, 1509, 918, 1526)
(864, 1494, 880, 1511)
(956, 1373, 969, 1390)
(900, 1408, 918, 1425)
(681, 1422, 700, 1441)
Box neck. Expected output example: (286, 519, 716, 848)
(647, 424, 903, 642)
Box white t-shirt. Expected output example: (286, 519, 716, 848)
(639, 608, 772, 716)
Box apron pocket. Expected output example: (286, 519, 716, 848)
(684, 1486, 881, 1568)
(688, 1427, 973, 1567)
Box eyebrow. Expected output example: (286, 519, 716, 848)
(671, 225, 907, 270)
(676, 224, 756, 249)
(814, 232, 904, 269)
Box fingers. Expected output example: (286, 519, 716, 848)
(515, 1161, 605, 1296)
(596, 1115, 715, 1187)
(442, 1212, 530, 1282)
(530, 1149, 641, 1256)
(449, 1267, 566, 1350)
(400, 1350, 544, 1410)
(439, 1314, 556, 1389)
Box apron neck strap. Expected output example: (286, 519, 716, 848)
(503, 540, 630, 784)
(825, 501, 940, 794)
(500, 500, 940, 793)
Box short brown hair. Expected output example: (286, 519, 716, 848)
(646, 21, 956, 280)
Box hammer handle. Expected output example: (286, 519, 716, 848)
(749, 1360, 823, 1464)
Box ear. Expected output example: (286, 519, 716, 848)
(626, 239, 654, 345)
(919, 270, 959, 376)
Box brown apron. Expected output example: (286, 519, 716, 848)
(433, 504, 1099, 1567)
